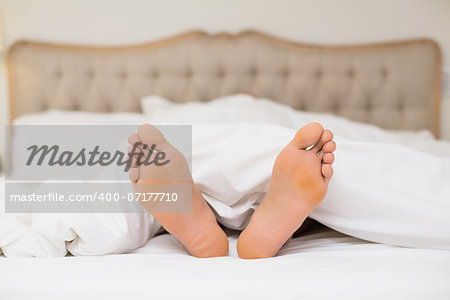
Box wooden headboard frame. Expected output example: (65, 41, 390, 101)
(7, 30, 442, 136)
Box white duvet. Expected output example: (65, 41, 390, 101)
(1, 94, 450, 257)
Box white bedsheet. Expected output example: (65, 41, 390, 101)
(1, 229, 449, 299)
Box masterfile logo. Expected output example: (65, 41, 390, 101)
(5, 125, 192, 213)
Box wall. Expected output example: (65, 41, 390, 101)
(1, 0, 449, 154)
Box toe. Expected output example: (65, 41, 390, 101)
(131, 155, 140, 167)
(322, 141, 336, 154)
(127, 146, 142, 167)
(311, 129, 333, 153)
(128, 145, 142, 155)
(290, 122, 324, 149)
(128, 133, 141, 146)
(137, 124, 168, 151)
(129, 167, 140, 183)
(322, 152, 335, 164)
(322, 164, 333, 181)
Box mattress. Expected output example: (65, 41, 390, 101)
(1, 228, 449, 299)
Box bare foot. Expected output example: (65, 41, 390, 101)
(237, 122, 336, 259)
(128, 124, 228, 258)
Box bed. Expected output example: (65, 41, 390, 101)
(2, 31, 450, 299)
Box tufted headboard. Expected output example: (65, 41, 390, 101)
(7, 31, 442, 136)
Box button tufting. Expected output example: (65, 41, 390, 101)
(365, 98, 372, 110)
(282, 69, 290, 77)
(120, 71, 127, 79)
(55, 70, 63, 78)
(186, 70, 193, 77)
(105, 103, 112, 112)
(87, 69, 95, 78)
(347, 69, 355, 77)
(249, 68, 257, 76)
(315, 70, 323, 78)
(380, 68, 388, 78)
(332, 101, 340, 111)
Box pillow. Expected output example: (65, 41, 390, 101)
(141, 94, 445, 155)
(141, 94, 296, 127)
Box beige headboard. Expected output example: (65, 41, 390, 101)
(7, 31, 442, 136)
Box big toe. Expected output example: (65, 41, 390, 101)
(290, 122, 324, 149)
(137, 124, 167, 150)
